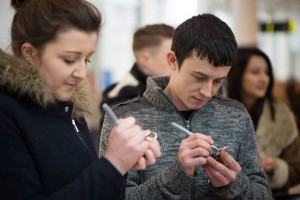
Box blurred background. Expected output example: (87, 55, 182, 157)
(1, 0, 300, 87)
(1, 0, 300, 195)
(1, 0, 299, 135)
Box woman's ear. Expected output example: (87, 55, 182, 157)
(21, 43, 37, 64)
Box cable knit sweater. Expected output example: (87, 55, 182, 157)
(100, 76, 272, 199)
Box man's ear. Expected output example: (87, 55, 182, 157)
(139, 51, 150, 64)
(21, 43, 37, 64)
(167, 51, 177, 70)
(136, 51, 151, 72)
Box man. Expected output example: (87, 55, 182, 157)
(99, 24, 174, 129)
(100, 14, 272, 199)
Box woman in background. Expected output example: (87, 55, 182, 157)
(0, 0, 160, 199)
(227, 47, 300, 199)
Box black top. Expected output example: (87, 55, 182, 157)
(99, 63, 148, 130)
(0, 91, 126, 199)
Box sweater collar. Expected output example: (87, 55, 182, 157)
(143, 76, 176, 111)
(143, 76, 218, 112)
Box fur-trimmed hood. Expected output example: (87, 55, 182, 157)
(0, 49, 93, 119)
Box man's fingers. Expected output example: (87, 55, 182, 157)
(219, 150, 241, 172)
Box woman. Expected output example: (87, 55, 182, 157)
(0, 0, 160, 199)
(227, 47, 300, 198)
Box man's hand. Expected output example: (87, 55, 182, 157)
(178, 133, 213, 176)
(203, 150, 241, 187)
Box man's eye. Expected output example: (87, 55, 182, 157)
(214, 79, 223, 84)
(197, 77, 206, 81)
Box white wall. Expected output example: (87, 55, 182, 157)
(0, 1, 14, 51)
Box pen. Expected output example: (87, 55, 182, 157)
(102, 103, 158, 140)
(102, 103, 119, 126)
(171, 122, 220, 151)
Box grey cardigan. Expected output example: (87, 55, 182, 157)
(100, 76, 272, 200)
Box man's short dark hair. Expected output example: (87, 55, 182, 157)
(171, 13, 237, 69)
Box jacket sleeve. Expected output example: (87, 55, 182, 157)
(284, 137, 300, 189)
(209, 113, 273, 199)
(0, 104, 125, 200)
(99, 114, 114, 157)
(259, 101, 300, 190)
(270, 105, 300, 189)
(125, 159, 194, 200)
(271, 137, 300, 189)
(49, 158, 126, 200)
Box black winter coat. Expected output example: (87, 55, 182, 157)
(0, 49, 125, 200)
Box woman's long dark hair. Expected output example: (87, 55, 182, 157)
(227, 47, 276, 130)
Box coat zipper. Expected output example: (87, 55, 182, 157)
(185, 120, 191, 131)
(72, 119, 92, 154)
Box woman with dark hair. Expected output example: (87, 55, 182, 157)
(227, 47, 300, 198)
(0, 0, 161, 199)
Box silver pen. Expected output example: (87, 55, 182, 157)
(102, 103, 157, 140)
(102, 103, 119, 126)
(171, 122, 220, 151)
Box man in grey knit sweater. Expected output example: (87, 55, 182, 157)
(100, 13, 272, 199)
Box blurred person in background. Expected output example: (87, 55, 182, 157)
(99, 23, 174, 130)
(227, 47, 300, 199)
(287, 78, 300, 133)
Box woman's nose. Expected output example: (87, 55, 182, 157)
(73, 61, 87, 79)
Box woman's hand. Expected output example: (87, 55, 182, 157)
(132, 138, 161, 170)
(104, 117, 161, 175)
(261, 156, 276, 173)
